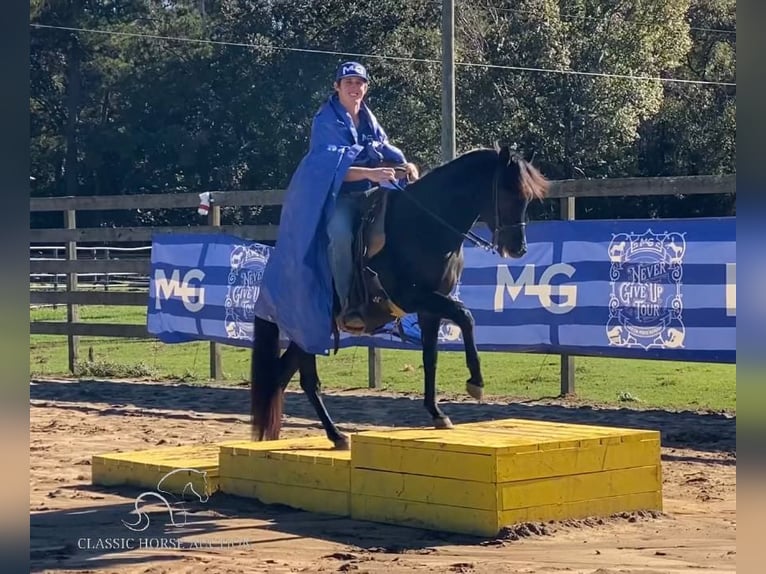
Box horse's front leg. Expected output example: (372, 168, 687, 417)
(414, 293, 484, 401)
(418, 311, 453, 429)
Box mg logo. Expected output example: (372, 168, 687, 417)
(493, 263, 577, 314)
(154, 269, 206, 313)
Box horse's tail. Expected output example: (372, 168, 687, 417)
(250, 316, 285, 441)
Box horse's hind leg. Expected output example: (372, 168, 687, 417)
(251, 318, 288, 441)
(298, 354, 350, 450)
(418, 312, 453, 429)
(277, 342, 302, 390)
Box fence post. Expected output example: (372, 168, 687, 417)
(208, 204, 223, 380)
(368, 345, 382, 389)
(559, 196, 576, 396)
(65, 209, 79, 374)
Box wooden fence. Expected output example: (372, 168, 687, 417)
(29, 174, 735, 394)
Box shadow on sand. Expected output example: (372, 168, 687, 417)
(30, 378, 735, 453)
(31, 482, 534, 573)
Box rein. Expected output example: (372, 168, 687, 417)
(388, 179, 496, 252)
(386, 160, 524, 254)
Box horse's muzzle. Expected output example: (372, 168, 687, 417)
(495, 224, 527, 259)
(508, 244, 527, 258)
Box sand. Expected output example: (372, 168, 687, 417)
(30, 378, 736, 573)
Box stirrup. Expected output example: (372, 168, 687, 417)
(338, 301, 365, 332)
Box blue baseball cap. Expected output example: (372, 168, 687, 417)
(335, 61, 369, 83)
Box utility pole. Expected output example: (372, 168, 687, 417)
(441, 0, 456, 162)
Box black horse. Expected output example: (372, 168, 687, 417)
(250, 145, 550, 449)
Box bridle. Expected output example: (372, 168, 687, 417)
(490, 158, 527, 249)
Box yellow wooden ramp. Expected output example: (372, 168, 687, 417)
(350, 419, 662, 537)
(91, 443, 224, 496)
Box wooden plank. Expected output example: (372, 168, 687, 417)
(350, 492, 499, 537)
(220, 477, 350, 516)
(549, 173, 735, 198)
(495, 439, 661, 483)
(92, 444, 221, 495)
(559, 196, 576, 395)
(65, 210, 79, 373)
(208, 205, 223, 381)
(219, 453, 350, 490)
(459, 419, 658, 442)
(367, 346, 381, 389)
(351, 441, 496, 483)
(30, 322, 151, 338)
(28, 174, 733, 213)
(30, 290, 147, 306)
(92, 444, 222, 467)
(30, 224, 278, 243)
(30, 259, 150, 274)
(499, 491, 662, 526)
(352, 467, 498, 510)
(352, 428, 557, 456)
(353, 489, 661, 537)
(499, 465, 661, 509)
(30, 189, 287, 211)
(351, 463, 660, 513)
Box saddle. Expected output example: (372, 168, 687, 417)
(335, 164, 416, 336)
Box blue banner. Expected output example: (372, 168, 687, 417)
(147, 217, 736, 364)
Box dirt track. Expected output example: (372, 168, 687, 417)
(30, 379, 736, 573)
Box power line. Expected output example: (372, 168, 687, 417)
(30, 22, 736, 87)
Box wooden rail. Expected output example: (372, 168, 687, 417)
(29, 174, 735, 392)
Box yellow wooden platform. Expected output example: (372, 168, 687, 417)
(91, 444, 223, 496)
(349, 419, 662, 536)
(217, 436, 351, 517)
(90, 418, 662, 538)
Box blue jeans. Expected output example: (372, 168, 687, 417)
(327, 193, 359, 306)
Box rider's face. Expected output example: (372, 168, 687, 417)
(335, 77, 368, 108)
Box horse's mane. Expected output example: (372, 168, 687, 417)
(415, 146, 550, 202)
(516, 156, 550, 202)
(413, 148, 495, 187)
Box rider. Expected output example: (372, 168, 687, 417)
(321, 61, 408, 330)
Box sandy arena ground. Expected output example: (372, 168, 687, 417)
(29, 378, 736, 573)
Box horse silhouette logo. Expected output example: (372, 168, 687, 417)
(606, 230, 686, 351)
(122, 468, 211, 532)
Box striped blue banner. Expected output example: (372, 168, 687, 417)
(147, 217, 736, 363)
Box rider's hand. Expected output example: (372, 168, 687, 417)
(369, 167, 396, 183)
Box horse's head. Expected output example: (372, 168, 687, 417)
(483, 145, 550, 258)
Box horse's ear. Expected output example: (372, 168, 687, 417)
(498, 144, 511, 165)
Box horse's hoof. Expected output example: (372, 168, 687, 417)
(466, 382, 484, 401)
(433, 416, 454, 429)
(332, 436, 351, 451)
